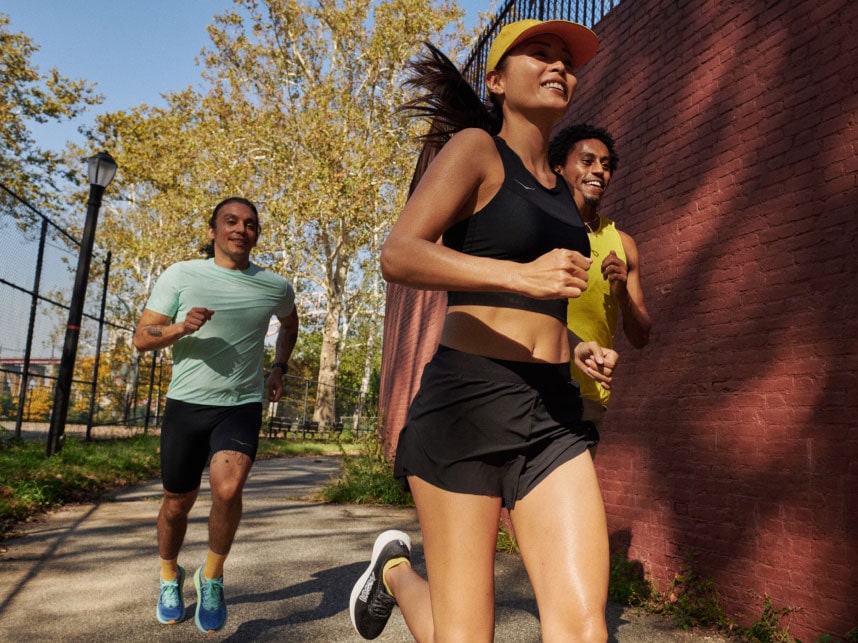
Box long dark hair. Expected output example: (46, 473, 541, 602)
(400, 43, 501, 194)
(200, 196, 259, 258)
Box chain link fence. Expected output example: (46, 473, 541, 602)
(0, 184, 185, 442)
(1, 183, 377, 446)
(0, 183, 148, 441)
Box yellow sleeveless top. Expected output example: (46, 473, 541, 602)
(567, 214, 625, 406)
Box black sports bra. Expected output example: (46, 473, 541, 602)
(443, 136, 590, 322)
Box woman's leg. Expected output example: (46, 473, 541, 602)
(510, 452, 609, 643)
(392, 475, 502, 643)
(383, 553, 432, 642)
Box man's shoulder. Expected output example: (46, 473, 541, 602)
(246, 262, 294, 294)
(155, 258, 208, 282)
(614, 226, 638, 251)
(598, 213, 619, 229)
(599, 215, 635, 243)
(248, 262, 288, 281)
(602, 220, 642, 265)
(165, 258, 209, 272)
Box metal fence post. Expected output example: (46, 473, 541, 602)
(86, 251, 111, 440)
(143, 349, 158, 434)
(302, 378, 309, 425)
(14, 218, 48, 439)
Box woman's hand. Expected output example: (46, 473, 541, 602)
(515, 248, 591, 299)
(573, 341, 619, 388)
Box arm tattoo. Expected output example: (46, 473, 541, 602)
(145, 326, 164, 337)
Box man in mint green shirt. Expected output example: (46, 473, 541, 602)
(133, 197, 299, 633)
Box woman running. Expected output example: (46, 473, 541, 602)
(351, 19, 615, 642)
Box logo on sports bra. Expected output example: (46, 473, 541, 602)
(514, 179, 536, 191)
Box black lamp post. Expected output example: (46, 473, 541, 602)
(46, 152, 117, 456)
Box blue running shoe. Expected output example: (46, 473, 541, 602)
(156, 565, 185, 624)
(194, 566, 227, 633)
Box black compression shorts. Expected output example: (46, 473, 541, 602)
(160, 398, 261, 493)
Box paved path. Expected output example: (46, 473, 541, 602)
(0, 456, 738, 641)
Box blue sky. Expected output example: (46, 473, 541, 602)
(3, 0, 490, 154)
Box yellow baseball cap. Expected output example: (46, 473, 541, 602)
(486, 19, 599, 73)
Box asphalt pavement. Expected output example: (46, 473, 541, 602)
(0, 455, 739, 642)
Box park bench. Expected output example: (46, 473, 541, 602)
(267, 417, 346, 440)
(298, 420, 343, 440)
(266, 416, 293, 438)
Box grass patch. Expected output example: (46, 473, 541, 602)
(609, 552, 653, 606)
(652, 557, 729, 631)
(256, 437, 359, 459)
(496, 522, 519, 554)
(0, 431, 358, 540)
(609, 554, 858, 643)
(316, 432, 413, 506)
(743, 595, 797, 643)
(0, 433, 162, 538)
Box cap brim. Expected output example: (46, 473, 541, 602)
(506, 20, 599, 70)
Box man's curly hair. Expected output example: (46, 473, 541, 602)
(548, 123, 619, 173)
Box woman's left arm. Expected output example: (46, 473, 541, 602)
(569, 331, 619, 389)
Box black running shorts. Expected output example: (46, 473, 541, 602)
(160, 398, 262, 493)
(394, 345, 599, 509)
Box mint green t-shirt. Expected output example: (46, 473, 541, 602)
(145, 259, 295, 406)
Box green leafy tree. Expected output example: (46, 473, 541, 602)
(85, 0, 469, 426)
(67, 343, 151, 425)
(196, 0, 466, 426)
(24, 384, 52, 421)
(0, 13, 101, 211)
(0, 389, 17, 419)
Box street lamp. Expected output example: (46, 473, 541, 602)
(46, 151, 117, 456)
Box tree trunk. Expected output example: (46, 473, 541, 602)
(355, 267, 381, 433)
(313, 298, 341, 427)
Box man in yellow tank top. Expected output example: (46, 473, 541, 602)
(549, 124, 652, 432)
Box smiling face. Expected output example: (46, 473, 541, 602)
(207, 201, 259, 269)
(487, 34, 578, 117)
(558, 138, 613, 211)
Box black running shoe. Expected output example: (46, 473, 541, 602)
(349, 529, 412, 639)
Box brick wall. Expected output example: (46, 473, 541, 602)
(379, 0, 858, 638)
(378, 283, 444, 455)
(566, 0, 858, 637)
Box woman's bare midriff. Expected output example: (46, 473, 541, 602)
(440, 305, 570, 364)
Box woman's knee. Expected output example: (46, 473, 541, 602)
(433, 619, 495, 643)
(541, 612, 607, 643)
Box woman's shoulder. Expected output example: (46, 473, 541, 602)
(435, 128, 499, 169)
(447, 127, 496, 149)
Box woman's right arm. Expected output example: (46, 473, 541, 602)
(382, 129, 590, 300)
(381, 128, 496, 291)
